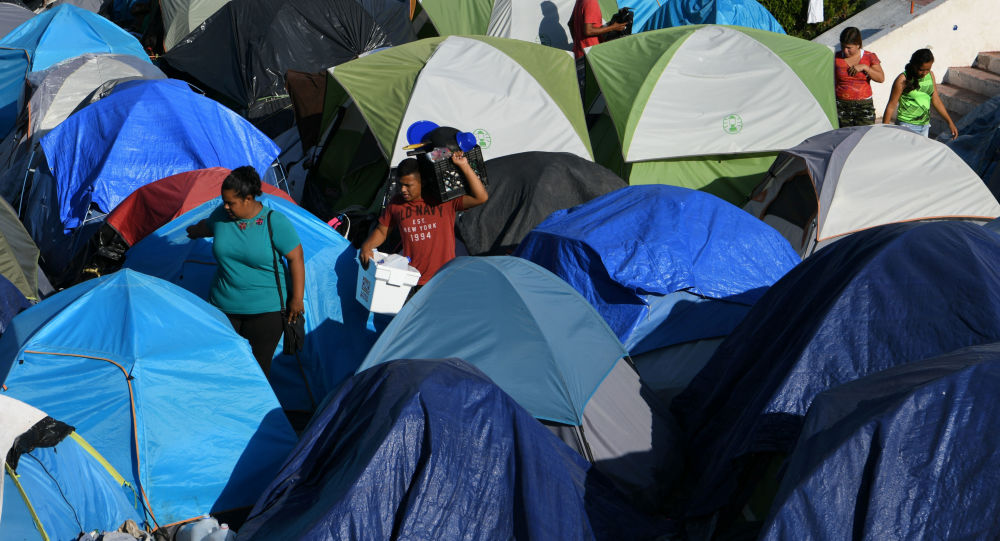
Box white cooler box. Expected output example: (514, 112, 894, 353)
(356, 251, 421, 314)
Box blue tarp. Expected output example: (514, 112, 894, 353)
(124, 195, 379, 412)
(0, 270, 299, 526)
(0, 46, 27, 137)
(356, 256, 629, 426)
(39, 79, 279, 232)
(515, 185, 798, 350)
(2, 430, 144, 540)
(762, 343, 1000, 540)
(634, 0, 785, 33)
(240, 358, 666, 540)
(0, 4, 149, 72)
(671, 221, 1000, 517)
(942, 94, 1000, 200)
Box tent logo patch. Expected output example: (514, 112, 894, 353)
(722, 114, 743, 135)
(473, 128, 492, 149)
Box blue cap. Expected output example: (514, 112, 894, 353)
(456, 131, 478, 152)
(406, 120, 439, 145)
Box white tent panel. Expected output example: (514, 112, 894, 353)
(626, 26, 833, 162)
(389, 36, 590, 165)
(487, 0, 575, 51)
(820, 127, 1000, 239)
(0, 396, 47, 519)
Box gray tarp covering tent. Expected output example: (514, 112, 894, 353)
(0, 3, 32, 39)
(0, 196, 43, 300)
(456, 151, 626, 255)
(25, 52, 165, 142)
(356, 256, 681, 509)
(745, 125, 1000, 257)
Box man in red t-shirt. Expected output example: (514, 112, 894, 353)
(361, 152, 488, 287)
(571, 0, 626, 59)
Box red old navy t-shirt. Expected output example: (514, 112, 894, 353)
(834, 50, 881, 100)
(572, 0, 603, 59)
(378, 196, 464, 285)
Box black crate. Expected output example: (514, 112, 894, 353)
(427, 145, 489, 202)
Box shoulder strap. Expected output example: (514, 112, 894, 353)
(267, 211, 285, 312)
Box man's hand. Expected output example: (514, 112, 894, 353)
(451, 150, 470, 169)
(607, 22, 626, 33)
(360, 247, 375, 268)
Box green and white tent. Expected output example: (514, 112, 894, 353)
(416, 0, 617, 49)
(586, 25, 836, 204)
(317, 35, 593, 211)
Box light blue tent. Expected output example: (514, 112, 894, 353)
(357, 256, 680, 509)
(633, 0, 784, 34)
(0, 270, 299, 529)
(0, 4, 149, 73)
(0, 46, 27, 137)
(124, 195, 380, 413)
(1, 395, 144, 540)
(23, 78, 279, 283)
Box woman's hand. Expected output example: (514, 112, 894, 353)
(287, 297, 305, 323)
(948, 122, 959, 139)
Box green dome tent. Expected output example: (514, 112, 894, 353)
(585, 25, 836, 204)
(0, 198, 42, 301)
(415, 0, 617, 49)
(316, 35, 593, 211)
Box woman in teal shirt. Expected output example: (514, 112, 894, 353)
(187, 166, 305, 377)
(883, 48, 958, 139)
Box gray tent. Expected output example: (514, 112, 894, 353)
(0, 3, 32, 39)
(0, 195, 45, 300)
(25, 52, 165, 142)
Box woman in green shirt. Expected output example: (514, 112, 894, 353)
(186, 166, 305, 377)
(883, 48, 958, 139)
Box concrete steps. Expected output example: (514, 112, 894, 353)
(931, 51, 1000, 137)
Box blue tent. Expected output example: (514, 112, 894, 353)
(943, 94, 1000, 200)
(515, 185, 799, 352)
(762, 343, 1000, 540)
(0, 4, 149, 72)
(38, 79, 279, 232)
(240, 358, 668, 541)
(671, 221, 1000, 517)
(0, 270, 299, 528)
(357, 256, 680, 508)
(0, 46, 27, 137)
(633, 0, 785, 34)
(123, 195, 379, 412)
(1, 396, 144, 540)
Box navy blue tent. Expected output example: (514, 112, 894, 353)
(515, 185, 798, 353)
(762, 343, 1000, 540)
(635, 0, 785, 34)
(240, 358, 667, 540)
(942, 94, 1000, 200)
(0, 272, 29, 334)
(672, 221, 1000, 517)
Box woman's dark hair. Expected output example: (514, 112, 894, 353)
(904, 48, 934, 93)
(222, 166, 263, 198)
(839, 27, 862, 47)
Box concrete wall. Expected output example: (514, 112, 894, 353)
(814, 0, 1000, 119)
